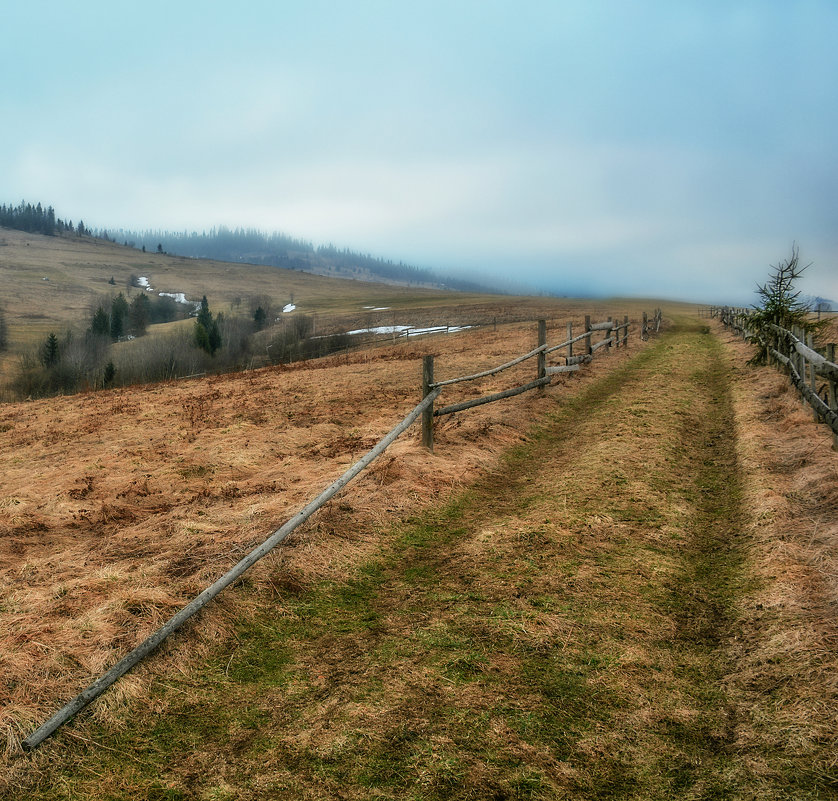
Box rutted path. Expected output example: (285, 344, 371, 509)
(10, 321, 827, 799)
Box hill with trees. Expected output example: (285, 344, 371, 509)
(115, 226, 491, 292)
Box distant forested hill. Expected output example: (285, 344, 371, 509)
(2, 199, 495, 293)
(114, 226, 491, 292)
(0, 200, 88, 236)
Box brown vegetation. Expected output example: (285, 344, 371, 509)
(0, 308, 652, 757)
(720, 323, 838, 784)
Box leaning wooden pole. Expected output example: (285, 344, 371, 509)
(22, 387, 442, 751)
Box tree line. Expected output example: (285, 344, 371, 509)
(114, 226, 492, 293)
(2, 199, 497, 293)
(7, 290, 354, 399)
(0, 200, 87, 236)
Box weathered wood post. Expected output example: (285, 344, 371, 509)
(807, 332, 819, 422)
(794, 327, 806, 408)
(585, 315, 592, 355)
(537, 320, 546, 386)
(566, 321, 573, 361)
(623, 315, 629, 347)
(642, 312, 648, 341)
(607, 316, 613, 349)
(828, 344, 838, 451)
(422, 354, 434, 451)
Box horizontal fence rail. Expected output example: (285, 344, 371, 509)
(419, 311, 663, 451)
(712, 305, 838, 450)
(430, 344, 548, 388)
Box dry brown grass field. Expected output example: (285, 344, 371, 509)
(2, 312, 838, 799)
(0, 227, 582, 347)
(0, 305, 657, 748)
(2, 235, 837, 798)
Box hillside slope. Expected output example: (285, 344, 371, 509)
(4, 316, 837, 799)
(0, 228, 496, 345)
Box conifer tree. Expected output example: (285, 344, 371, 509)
(40, 332, 60, 367)
(194, 295, 222, 355)
(747, 244, 825, 364)
(110, 293, 129, 340)
(89, 306, 110, 338)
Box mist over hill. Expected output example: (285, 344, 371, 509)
(1, 198, 502, 294)
(110, 226, 497, 294)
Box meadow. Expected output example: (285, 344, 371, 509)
(1, 229, 836, 798)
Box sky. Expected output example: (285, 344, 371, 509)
(2, 1, 837, 303)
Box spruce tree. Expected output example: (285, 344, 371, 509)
(103, 361, 116, 386)
(747, 244, 825, 364)
(253, 306, 267, 331)
(41, 332, 60, 367)
(110, 293, 129, 340)
(194, 295, 222, 355)
(89, 306, 110, 338)
(128, 293, 150, 335)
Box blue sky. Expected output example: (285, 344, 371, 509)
(3, 1, 836, 302)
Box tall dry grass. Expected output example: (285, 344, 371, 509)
(721, 323, 838, 780)
(0, 307, 652, 759)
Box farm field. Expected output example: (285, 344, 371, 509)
(0, 227, 575, 351)
(0, 227, 631, 395)
(2, 312, 838, 798)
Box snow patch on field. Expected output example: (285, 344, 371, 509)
(283, 303, 297, 313)
(348, 325, 411, 336)
(160, 292, 189, 304)
(138, 278, 201, 312)
(347, 325, 473, 337)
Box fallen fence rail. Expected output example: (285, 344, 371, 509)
(712, 305, 838, 449)
(22, 388, 441, 750)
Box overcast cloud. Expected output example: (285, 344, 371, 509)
(3, 1, 836, 303)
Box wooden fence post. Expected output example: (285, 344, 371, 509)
(567, 321, 573, 361)
(642, 312, 648, 341)
(828, 344, 838, 451)
(623, 315, 629, 346)
(537, 320, 546, 387)
(607, 316, 613, 349)
(807, 332, 819, 422)
(795, 327, 806, 408)
(585, 315, 592, 355)
(422, 354, 434, 451)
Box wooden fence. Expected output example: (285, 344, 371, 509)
(712, 305, 838, 450)
(418, 313, 646, 451)
(22, 308, 663, 749)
